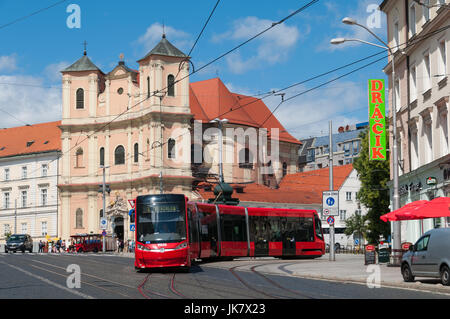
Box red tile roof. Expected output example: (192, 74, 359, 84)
(190, 78, 301, 145)
(0, 121, 61, 158)
(195, 164, 354, 205)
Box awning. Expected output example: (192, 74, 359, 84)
(380, 200, 428, 222)
(380, 197, 450, 222)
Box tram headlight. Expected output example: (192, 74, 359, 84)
(137, 243, 152, 251)
(175, 242, 188, 250)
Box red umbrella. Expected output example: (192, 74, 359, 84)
(411, 197, 450, 219)
(380, 200, 428, 222)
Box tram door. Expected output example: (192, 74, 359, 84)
(281, 217, 296, 256)
(251, 216, 269, 256)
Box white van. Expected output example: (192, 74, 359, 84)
(401, 228, 450, 286)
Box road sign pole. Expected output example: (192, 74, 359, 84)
(329, 121, 335, 262)
(102, 166, 106, 253)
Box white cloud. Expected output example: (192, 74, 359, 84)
(0, 55, 18, 73)
(213, 16, 303, 74)
(0, 75, 61, 128)
(43, 61, 70, 83)
(136, 23, 192, 55)
(317, 0, 387, 52)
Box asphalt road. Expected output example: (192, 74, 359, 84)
(0, 252, 449, 300)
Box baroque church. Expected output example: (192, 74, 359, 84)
(58, 35, 301, 242)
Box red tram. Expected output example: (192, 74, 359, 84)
(134, 194, 325, 271)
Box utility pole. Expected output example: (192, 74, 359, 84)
(101, 165, 109, 253)
(14, 199, 17, 234)
(329, 121, 335, 262)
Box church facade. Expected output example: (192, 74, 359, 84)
(58, 35, 301, 242)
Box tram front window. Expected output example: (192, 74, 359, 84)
(137, 202, 186, 244)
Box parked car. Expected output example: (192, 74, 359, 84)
(5, 234, 33, 253)
(401, 228, 450, 286)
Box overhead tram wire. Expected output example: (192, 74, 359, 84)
(257, 23, 450, 128)
(19, 1, 319, 180)
(0, 0, 69, 31)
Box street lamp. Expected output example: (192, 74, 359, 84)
(331, 17, 402, 266)
(209, 118, 229, 183)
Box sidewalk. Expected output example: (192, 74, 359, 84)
(207, 254, 450, 295)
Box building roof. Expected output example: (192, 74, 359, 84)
(190, 78, 301, 145)
(196, 164, 354, 205)
(0, 121, 61, 159)
(313, 129, 363, 152)
(138, 34, 187, 61)
(62, 54, 103, 73)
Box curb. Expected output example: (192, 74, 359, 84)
(291, 272, 450, 296)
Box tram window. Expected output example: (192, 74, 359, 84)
(294, 217, 314, 242)
(221, 214, 246, 242)
(314, 216, 323, 240)
(269, 217, 281, 241)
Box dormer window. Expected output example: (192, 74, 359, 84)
(27, 141, 35, 147)
(76, 88, 84, 109)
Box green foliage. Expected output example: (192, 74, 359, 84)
(353, 128, 391, 244)
(344, 213, 368, 246)
(5, 232, 12, 240)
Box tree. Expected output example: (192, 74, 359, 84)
(344, 213, 368, 247)
(353, 128, 391, 244)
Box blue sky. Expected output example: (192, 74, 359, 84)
(0, 0, 389, 139)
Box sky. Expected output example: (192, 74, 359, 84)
(0, 0, 390, 140)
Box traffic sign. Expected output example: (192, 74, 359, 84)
(130, 224, 135, 232)
(327, 216, 335, 225)
(322, 191, 339, 216)
(100, 218, 108, 230)
(102, 230, 106, 236)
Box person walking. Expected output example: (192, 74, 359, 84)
(38, 240, 43, 253)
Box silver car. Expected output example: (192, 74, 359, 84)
(401, 228, 450, 286)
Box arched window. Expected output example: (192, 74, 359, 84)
(134, 143, 139, 163)
(167, 75, 175, 97)
(76, 148, 83, 168)
(76, 208, 83, 229)
(76, 88, 84, 109)
(99, 147, 105, 166)
(115, 146, 125, 165)
(282, 162, 288, 177)
(239, 148, 253, 169)
(168, 139, 176, 159)
(147, 76, 150, 98)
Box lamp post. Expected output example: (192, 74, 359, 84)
(210, 118, 229, 183)
(331, 17, 402, 266)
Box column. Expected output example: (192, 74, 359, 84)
(89, 75, 98, 118)
(88, 191, 97, 234)
(62, 76, 71, 119)
(61, 192, 71, 240)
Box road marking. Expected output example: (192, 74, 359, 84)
(0, 261, 94, 299)
(29, 263, 133, 299)
(31, 259, 138, 290)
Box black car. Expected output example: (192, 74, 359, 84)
(5, 234, 33, 253)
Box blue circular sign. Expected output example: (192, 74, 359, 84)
(326, 197, 335, 206)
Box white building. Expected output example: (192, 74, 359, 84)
(380, 0, 449, 243)
(0, 122, 61, 244)
(322, 168, 368, 248)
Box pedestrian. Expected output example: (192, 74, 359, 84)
(119, 240, 124, 253)
(62, 240, 66, 253)
(48, 241, 52, 254)
(56, 238, 61, 253)
(116, 238, 120, 253)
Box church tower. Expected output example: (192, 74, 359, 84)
(58, 37, 193, 242)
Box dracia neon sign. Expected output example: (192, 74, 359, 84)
(368, 79, 386, 161)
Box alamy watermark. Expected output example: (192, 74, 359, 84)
(66, 264, 81, 289)
(366, 265, 381, 288)
(66, 4, 81, 29)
